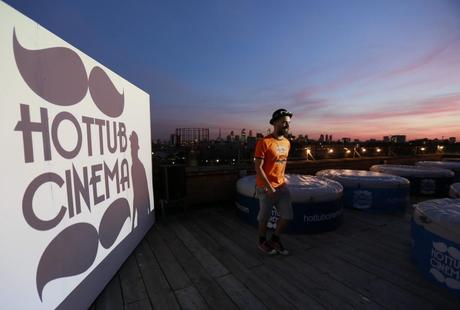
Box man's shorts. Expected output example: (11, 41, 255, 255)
(256, 185, 293, 222)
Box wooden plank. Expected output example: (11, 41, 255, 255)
(135, 239, 181, 310)
(268, 255, 385, 310)
(202, 210, 312, 253)
(252, 265, 326, 310)
(318, 239, 460, 309)
(183, 216, 262, 268)
(343, 209, 406, 227)
(94, 205, 458, 310)
(94, 274, 123, 310)
(298, 248, 436, 310)
(175, 286, 210, 310)
(180, 219, 258, 277)
(125, 298, 152, 310)
(199, 212, 384, 310)
(182, 219, 298, 309)
(169, 221, 229, 278)
(145, 226, 192, 290)
(192, 213, 328, 309)
(157, 221, 238, 310)
(216, 274, 267, 310)
(119, 253, 149, 305)
(206, 208, 456, 310)
(332, 229, 413, 265)
(327, 228, 459, 306)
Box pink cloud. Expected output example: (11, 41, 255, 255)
(377, 36, 460, 80)
(323, 93, 460, 124)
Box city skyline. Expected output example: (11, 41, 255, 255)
(5, 0, 460, 141)
(167, 127, 456, 144)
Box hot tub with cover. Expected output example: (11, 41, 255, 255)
(316, 169, 410, 212)
(411, 198, 460, 297)
(370, 164, 454, 196)
(236, 174, 343, 234)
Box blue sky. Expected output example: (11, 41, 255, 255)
(5, 0, 460, 140)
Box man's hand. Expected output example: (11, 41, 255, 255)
(266, 186, 276, 198)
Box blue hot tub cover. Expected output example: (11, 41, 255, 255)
(370, 164, 454, 178)
(416, 161, 460, 172)
(316, 169, 409, 189)
(450, 183, 460, 198)
(236, 174, 343, 202)
(414, 198, 460, 242)
(412, 198, 460, 294)
(236, 174, 343, 233)
(443, 158, 460, 162)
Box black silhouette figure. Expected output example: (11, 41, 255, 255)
(130, 131, 151, 230)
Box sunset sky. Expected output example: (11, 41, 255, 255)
(6, 0, 460, 141)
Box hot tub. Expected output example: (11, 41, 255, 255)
(444, 158, 460, 162)
(411, 198, 460, 297)
(235, 174, 343, 234)
(316, 169, 410, 212)
(370, 164, 454, 196)
(450, 183, 460, 198)
(416, 161, 460, 182)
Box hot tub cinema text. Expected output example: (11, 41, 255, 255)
(15, 104, 130, 230)
(431, 246, 460, 281)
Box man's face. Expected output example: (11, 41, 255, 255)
(274, 116, 291, 137)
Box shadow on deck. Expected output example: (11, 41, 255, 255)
(90, 203, 459, 310)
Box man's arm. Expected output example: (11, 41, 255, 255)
(254, 158, 275, 193)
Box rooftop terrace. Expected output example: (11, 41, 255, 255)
(90, 200, 459, 310)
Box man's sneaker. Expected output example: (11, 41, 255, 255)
(270, 239, 290, 255)
(258, 240, 277, 255)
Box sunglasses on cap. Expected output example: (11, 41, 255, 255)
(269, 109, 293, 124)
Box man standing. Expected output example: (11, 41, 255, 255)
(254, 109, 293, 255)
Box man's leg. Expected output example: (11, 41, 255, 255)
(256, 188, 276, 254)
(274, 218, 289, 235)
(270, 186, 293, 255)
(258, 219, 268, 240)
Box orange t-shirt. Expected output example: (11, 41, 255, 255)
(254, 135, 290, 188)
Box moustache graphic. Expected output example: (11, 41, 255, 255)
(98, 198, 131, 249)
(36, 223, 99, 301)
(13, 29, 124, 118)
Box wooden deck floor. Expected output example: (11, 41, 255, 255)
(90, 205, 459, 310)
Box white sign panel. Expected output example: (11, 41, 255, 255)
(0, 2, 155, 309)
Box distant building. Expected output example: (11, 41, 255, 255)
(319, 134, 324, 143)
(241, 128, 247, 142)
(383, 136, 390, 143)
(175, 128, 209, 143)
(341, 137, 351, 143)
(449, 137, 456, 143)
(390, 135, 406, 144)
(247, 136, 257, 150)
